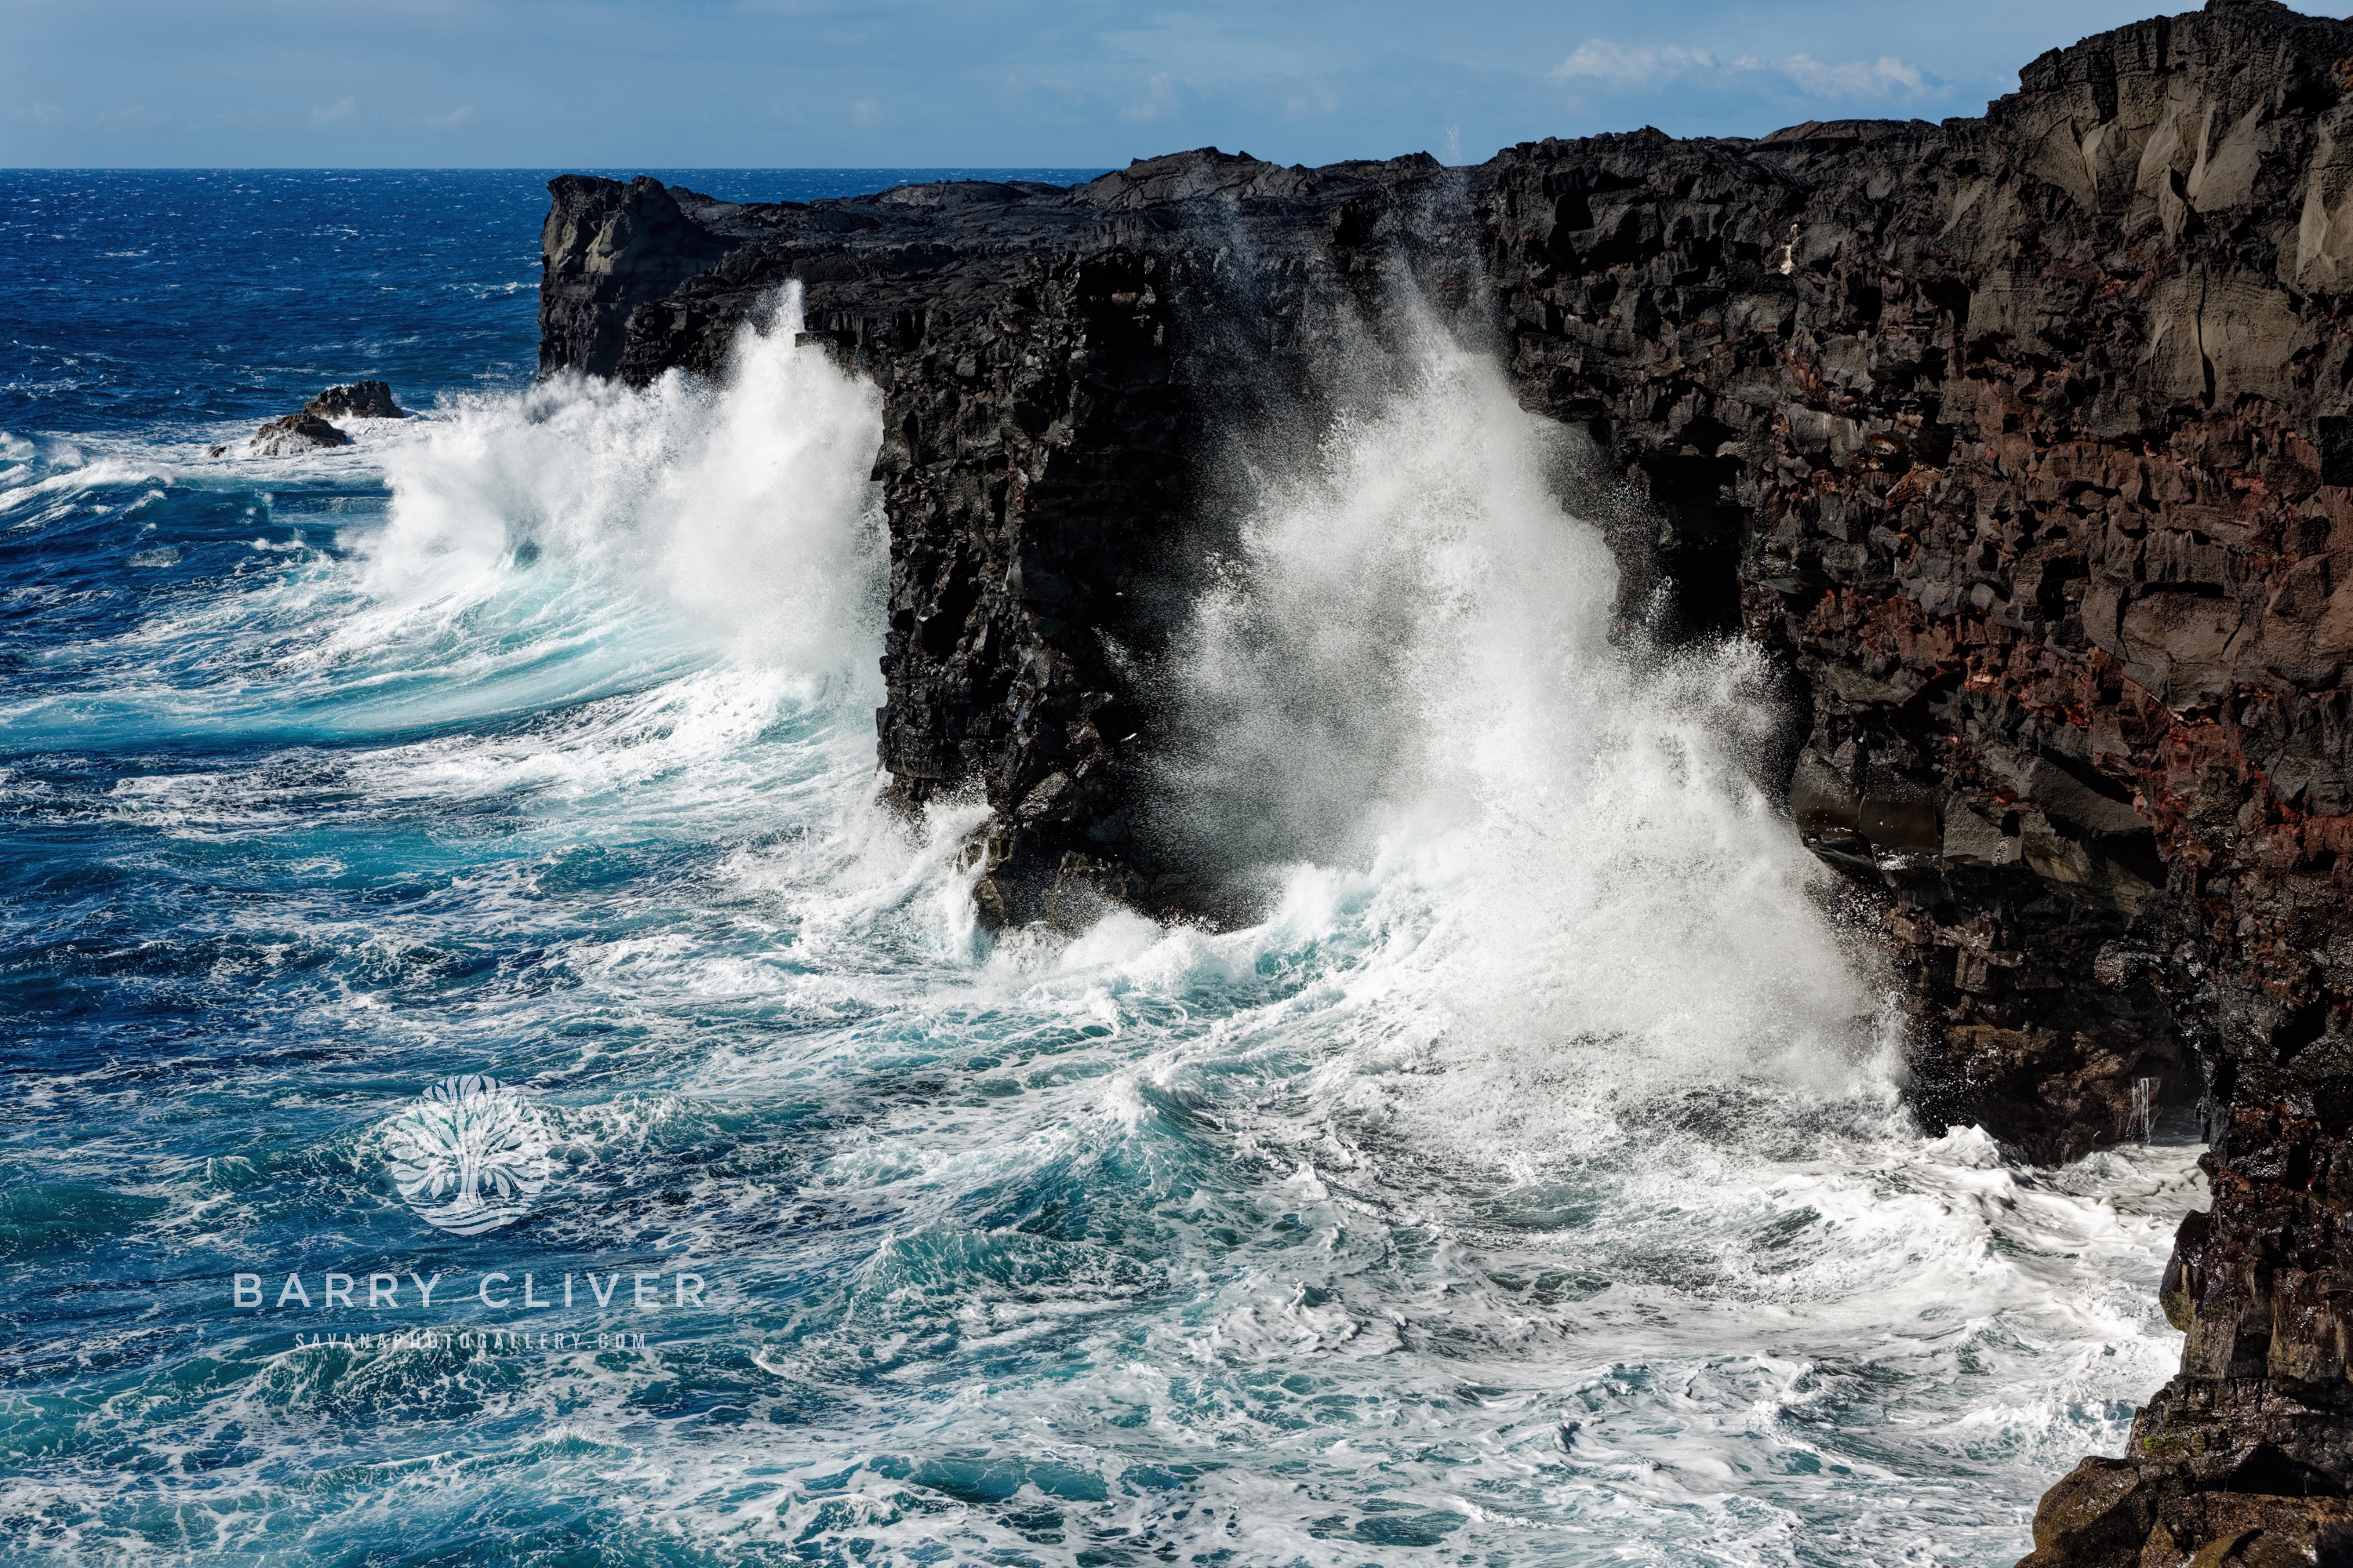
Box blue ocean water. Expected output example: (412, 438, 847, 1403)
(0, 171, 2200, 1567)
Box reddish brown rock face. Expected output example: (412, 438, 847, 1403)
(540, 4, 2353, 1556)
(1478, 4, 2353, 1557)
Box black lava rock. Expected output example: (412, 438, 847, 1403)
(304, 380, 405, 420)
(247, 412, 351, 455)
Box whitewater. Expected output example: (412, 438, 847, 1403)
(0, 172, 2198, 1566)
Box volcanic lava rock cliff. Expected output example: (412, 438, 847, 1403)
(541, 4, 2353, 1559)
(543, 152, 1480, 926)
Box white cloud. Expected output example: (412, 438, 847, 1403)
(425, 105, 474, 129)
(850, 96, 882, 126)
(1119, 71, 1181, 124)
(1775, 53, 1926, 99)
(311, 96, 355, 126)
(1551, 42, 1715, 88)
(1282, 78, 1337, 121)
(1551, 38, 1933, 103)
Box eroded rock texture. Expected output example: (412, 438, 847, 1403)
(1493, 9, 2353, 1556)
(304, 380, 406, 420)
(540, 5, 2353, 1559)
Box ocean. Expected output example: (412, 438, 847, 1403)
(0, 169, 2201, 1566)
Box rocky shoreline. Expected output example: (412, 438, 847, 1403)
(537, 3, 2353, 1560)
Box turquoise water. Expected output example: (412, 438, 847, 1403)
(0, 172, 2198, 1566)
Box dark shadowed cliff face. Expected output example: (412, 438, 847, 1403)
(552, 151, 1479, 929)
(540, 5, 2353, 1560)
(538, 175, 751, 377)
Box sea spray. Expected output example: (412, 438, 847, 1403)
(0, 288, 886, 761)
(366, 282, 887, 699)
(1155, 334, 1886, 1113)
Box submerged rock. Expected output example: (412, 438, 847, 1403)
(245, 412, 351, 456)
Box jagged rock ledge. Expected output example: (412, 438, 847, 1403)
(539, 4, 2353, 1561)
(214, 380, 409, 457)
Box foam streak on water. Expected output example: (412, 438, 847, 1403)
(0, 214, 2198, 1566)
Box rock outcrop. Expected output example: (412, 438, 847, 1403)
(539, 5, 2353, 1560)
(217, 382, 409, 457)
(304, 380, 405, 420)
(245, 411, 350, 456)
(538, 175, 762, 378)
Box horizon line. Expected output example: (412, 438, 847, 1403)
(0, 164, 1126, 173)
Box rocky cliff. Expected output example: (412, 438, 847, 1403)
(541, 4, 2353, 1559)
(543, 153, 1482, 926)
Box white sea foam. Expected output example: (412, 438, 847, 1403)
(0, 454, 156, 525)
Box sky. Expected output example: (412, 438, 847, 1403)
(2, 0, 2189, 169)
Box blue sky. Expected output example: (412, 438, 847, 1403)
(3, 0, 2177, 169)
